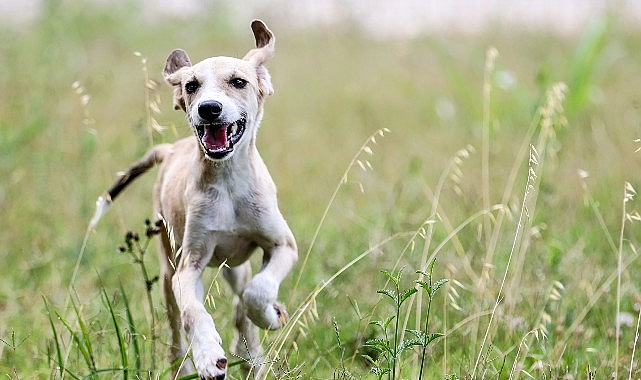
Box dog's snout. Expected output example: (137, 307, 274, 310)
(198, 100, 223, 122)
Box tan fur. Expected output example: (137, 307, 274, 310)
(94, 20, 296, 380)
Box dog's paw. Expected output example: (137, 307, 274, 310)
(242, 275, 288, 330)
(190, 323, 227, 379)
(192, 347, 228, 380)
(246, 301, 289, 330)
(272, 302, 289, 326)
(193, 358, 227, 380)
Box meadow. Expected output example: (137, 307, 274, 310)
(1, 2, 641, 379)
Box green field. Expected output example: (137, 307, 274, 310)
(2, 2, 641, 379)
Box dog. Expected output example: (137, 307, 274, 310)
(91, 20, 297, 379)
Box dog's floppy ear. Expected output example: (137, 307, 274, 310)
(243, 20, 275, 97)
(163, 49, 192, 111)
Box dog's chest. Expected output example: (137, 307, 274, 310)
(206, 220, 265, 267)
(197, 186, 271, 265)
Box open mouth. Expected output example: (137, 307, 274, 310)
(194, 118, 246, 160)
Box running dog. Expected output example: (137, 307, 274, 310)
(91, 20, 297, 379)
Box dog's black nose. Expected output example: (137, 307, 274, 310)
(198, 100, 223, 122)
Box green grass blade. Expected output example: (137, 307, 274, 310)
(86, 367, 127, 376)
(70, 295, 96, 372)
(119, 283, 141, 372)
(102, 288, 128, 379)
(54, 309, 94, 372)
(43, 297, 64, 379)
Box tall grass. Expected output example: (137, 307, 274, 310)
(1, 2, 641, 379)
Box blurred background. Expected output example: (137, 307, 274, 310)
(1, 0, 641, 378)
(3, 0, 641, 35)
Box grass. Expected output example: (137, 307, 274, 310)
(1, 2, 641, 379)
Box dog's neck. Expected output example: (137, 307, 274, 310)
(196, 137, 260, 185)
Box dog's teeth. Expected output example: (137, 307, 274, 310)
(231, 123, 237, 135)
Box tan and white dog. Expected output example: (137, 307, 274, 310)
(91, 20, 297, 379)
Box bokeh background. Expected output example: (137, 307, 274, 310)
(1, 1, 641, 378)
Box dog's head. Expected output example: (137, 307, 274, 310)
(163, 20, 275, 161)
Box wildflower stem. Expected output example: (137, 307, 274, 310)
(482, 47, 498, 245)
(629, 304, 641, 380)
(418, 277, 433, 380)
(615, 183, 629, 379)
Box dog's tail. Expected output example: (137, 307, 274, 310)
(89, 144, 173, 229)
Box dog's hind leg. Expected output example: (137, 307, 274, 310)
(223, 262, 263, 376)
(158, 225, 194, 376)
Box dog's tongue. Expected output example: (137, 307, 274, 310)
(202, 125, 227, 150)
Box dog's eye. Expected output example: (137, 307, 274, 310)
(229, 78, 248, 89)
(185, 80, 199, 94)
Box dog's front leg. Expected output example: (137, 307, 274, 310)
(172, 235, 228, 379)
(243, 231, 298, 330)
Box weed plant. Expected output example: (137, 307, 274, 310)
(364, 263, 448, 380)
